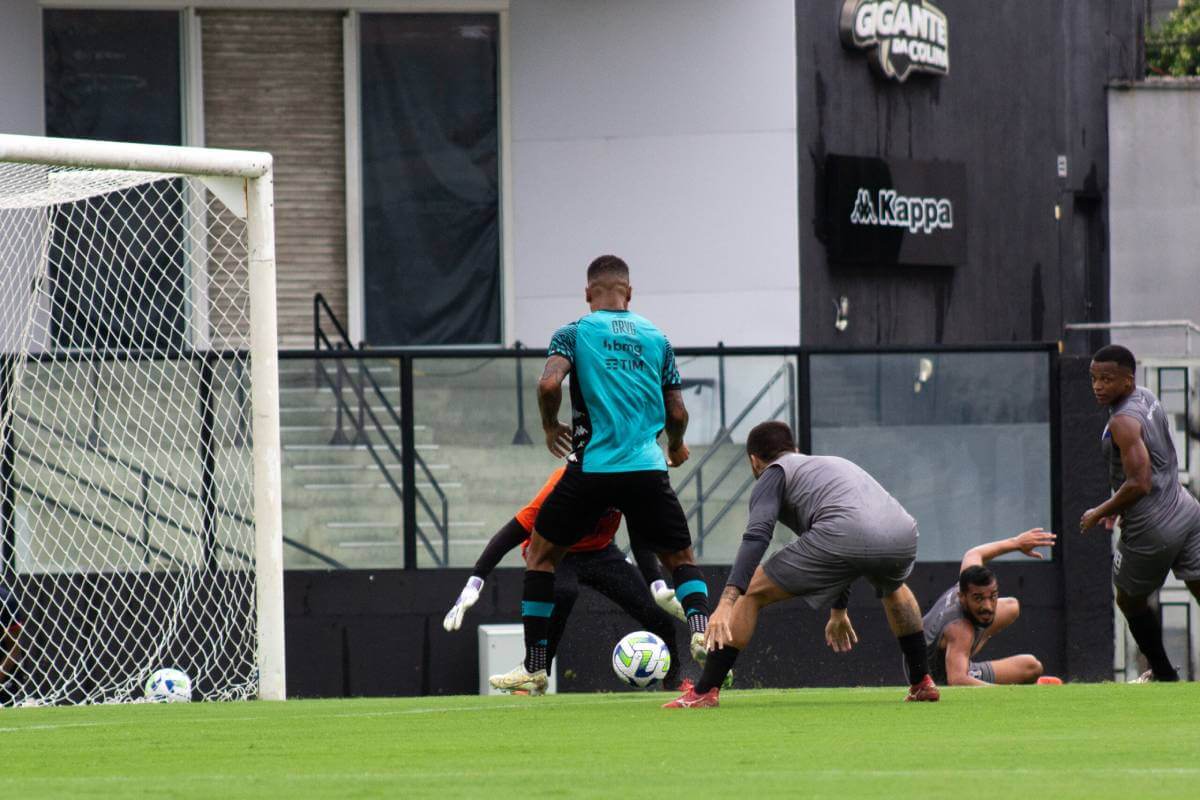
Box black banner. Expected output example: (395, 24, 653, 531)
(824, 154, 966, 267)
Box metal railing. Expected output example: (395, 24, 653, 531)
(0, 354, 347, 574)
(675, 361, 796, 555)
(313, 294, 450, 566)
(277, 333, 1059, 569)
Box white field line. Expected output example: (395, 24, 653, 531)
(0, 695, 658, 735)
(0, 767, 1199, 786)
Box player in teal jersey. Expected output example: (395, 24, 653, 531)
(489, 255, 712, 694)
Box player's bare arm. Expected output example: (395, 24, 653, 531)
(960, 528, 1056, 571)
(1081, 414, 1151, 531)
(707, 465, 785, 650)
(537, 355, 573, 458)
(943, 620, 989, 686)
(663, 388, 689, 467)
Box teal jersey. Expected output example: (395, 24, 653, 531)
(548, 310, 682, 473)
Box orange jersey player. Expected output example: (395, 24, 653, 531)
(443, 467, 688, 692)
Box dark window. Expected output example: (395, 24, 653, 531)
(43, 10, 185, 352)
(360, 14, 500, 345)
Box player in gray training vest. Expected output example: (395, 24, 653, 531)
(1084, 344, 1200, 682)
(664, 420, 940, 708)
(924, 529, 1056, 686)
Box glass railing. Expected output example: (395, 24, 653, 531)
(275, 344, 1057, 570)
(808, 349, 1053, 562)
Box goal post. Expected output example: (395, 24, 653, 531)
(0, 133, 285, 703)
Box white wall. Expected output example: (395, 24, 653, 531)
(0, 0, 42, 135)
(1108, 85, 1200, 356)
(508, 0, 799, 347)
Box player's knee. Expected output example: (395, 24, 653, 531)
(1002, 597, 1020, 619)
(1022, 655, 1043, 680)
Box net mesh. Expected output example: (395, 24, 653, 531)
(0, 161, 258, 704)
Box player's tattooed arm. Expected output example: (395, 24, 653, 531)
(537, 356, 573, 458)
(1082, 415, 1151, 530)
(663, 389, 689, 467)
(719, 586, 743, 605)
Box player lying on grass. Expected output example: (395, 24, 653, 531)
(923, 529, 1056, 686)
(1084, 344, 1200, 683)
(444, 466, 690, 692)
(665, 420, 939, 708)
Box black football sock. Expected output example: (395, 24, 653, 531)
(897, 631, 930, 685)
(1126, 608, 1179, 680)
(672, 564, 710, 634)
(695, 646, 739, 694)
(521, 570, 555, 674)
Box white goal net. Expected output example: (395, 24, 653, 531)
(0, 135, 284, 704)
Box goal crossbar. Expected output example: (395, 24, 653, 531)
(0, 134, 271, 179)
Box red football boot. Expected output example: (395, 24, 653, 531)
(905, 674, 941, 702)
(662, 686, 719, 708)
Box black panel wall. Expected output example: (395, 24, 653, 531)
(797, 1, 1142, 348)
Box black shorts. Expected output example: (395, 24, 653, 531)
(534, 468, 692, 554)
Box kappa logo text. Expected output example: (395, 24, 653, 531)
(849, 188, 953, 234)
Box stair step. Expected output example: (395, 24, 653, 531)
(284, 443, 438, 451)
(301, 482, 461, 491)
(324, 520, 484, 530)
(290, 463, 449, 471)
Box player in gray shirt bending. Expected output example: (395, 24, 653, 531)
(924, 529, 1056, 686)
(1084, 344, 1200, 682)
(664, 420, 940, 708)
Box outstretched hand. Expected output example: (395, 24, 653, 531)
(825, 611, 858, 654)
(705, 602, 736, 651)
(1014, 527, 1056, 558)
(442, 576, 484, 632)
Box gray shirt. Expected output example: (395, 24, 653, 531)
(923, 584, 989, 679)
(727, 452, 916, 591)
(1103, 386, 1196, 537)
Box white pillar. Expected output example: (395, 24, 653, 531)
(246, 168, 287, 701)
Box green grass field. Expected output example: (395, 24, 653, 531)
(4, 684, 1198, 798)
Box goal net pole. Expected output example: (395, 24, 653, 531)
(246, 170, 286, 702)
(0, 133, 286, 702)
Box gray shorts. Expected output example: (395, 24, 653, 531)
(1114, 522, 1200, 597)
(762, 528, 918, 610)
(929, 657, 995, 685)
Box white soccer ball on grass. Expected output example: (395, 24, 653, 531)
(612, 631, 670, 688)
(144, 668, 192, 703)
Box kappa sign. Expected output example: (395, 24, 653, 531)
(850, 188, 953, 235)
(840, 0, 949, 82)
(824, 154, 966, 267)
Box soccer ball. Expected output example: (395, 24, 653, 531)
(612, 631, 670, 688)
(145, 668, 192, 703)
